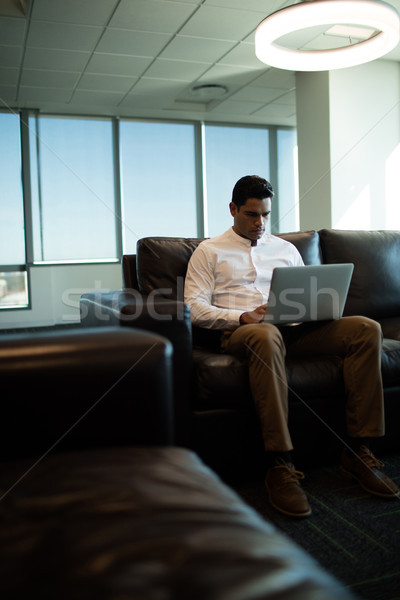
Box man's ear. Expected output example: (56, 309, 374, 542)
(229, 202, 238, 216)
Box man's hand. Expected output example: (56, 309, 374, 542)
(239, 304, 267, 325)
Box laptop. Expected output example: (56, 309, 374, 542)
(263, 263, 354, 325)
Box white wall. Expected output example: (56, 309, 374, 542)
(296, 59, 400, 231)
(330, 60, 400, 230)
(0, 263, 122, 330)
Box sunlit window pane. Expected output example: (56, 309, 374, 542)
(0, 113, 25, 265)
(120, 120, 197, 253)
(204, 125, 270, 237)
(0, 270, 28, 308)
(30, 116, 117, 262)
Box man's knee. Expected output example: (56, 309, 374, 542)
(241, 323, 286, 356)
(343, 315, 382, 343)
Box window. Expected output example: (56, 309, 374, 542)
(0, 113, 26, 265)
(120, 120, 197, 253)
(30, 116, 118, 262)
(204, 125, 270, 237)
(0, 112, 29, 308)
(0, 269, 28, 308)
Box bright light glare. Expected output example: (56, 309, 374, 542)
(255, 0, 400, 71)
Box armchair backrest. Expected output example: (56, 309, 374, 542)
(319, 228, 400, 319)
(136, 237, 204, 300)
(132, 230, 322, 300)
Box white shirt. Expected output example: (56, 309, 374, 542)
(184, 227, 304, 330)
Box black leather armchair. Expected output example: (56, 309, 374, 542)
(0, 327, 174, 459)
(80, 230, 400, 479)
(0, 326, 355, 600)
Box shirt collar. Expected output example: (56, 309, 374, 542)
(228, 227, 271, 247)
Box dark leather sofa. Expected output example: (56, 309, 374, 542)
(80, 229, 400, 479)
(0, 327, 353, 600)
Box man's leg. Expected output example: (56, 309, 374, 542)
(223, 323, 312, 517)
(224, 323, 291, 452)
(284, 316, 399, 498)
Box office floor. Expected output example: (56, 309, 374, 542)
(233, 451, 400, 600)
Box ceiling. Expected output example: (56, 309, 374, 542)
(0, 0, 399, 126)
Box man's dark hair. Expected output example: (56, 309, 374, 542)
(231, 175, 274, 208)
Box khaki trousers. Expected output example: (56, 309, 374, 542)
(222, 316, 385, 452)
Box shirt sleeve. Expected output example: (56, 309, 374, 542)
(184, 245, 243, 330)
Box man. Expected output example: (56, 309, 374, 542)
(184, 175, 399, 518)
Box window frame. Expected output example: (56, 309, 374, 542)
(0, 110, 297, 312)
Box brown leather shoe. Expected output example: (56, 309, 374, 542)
(265, 460, 312, 518)
(341, 446, 400, 498)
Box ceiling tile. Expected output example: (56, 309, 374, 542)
(0, 44, 23, 68)
(109, 0, 197, 33)
(144, 58, 209, 81)
(179, 5, 265, 41)
(160, 35, 235, 63)
(209, 99, 265, 115)
(303, 34, 351, 52)
(130, 77, 187, 95)
(219, 42, 263, 69)
(0, 66, 18, 85)
(119, 92, 175, 109)
(31, 0, 118, 26)
(77, 72, 137, 93)
(203, 0, 290, 12)
(70, 89, 125, 105)
(252, 68, 295, 90)
(0, 85, 16, 104)
(197, 63, 265, 86)
(279, 25, 331, 50)
(3, 0, 398, 125)
(18, 86, 73, 103)
(27, 21, 102, 51)
(20, 69, 80, 88)
(23, 48, 90, 71)
(277, 90, 296, 105)
(253, 102, 296, 119)
(230, 86, 287, 103)
(86, 53, 152, 77)
(0, 16, 26, 44)
(97, 28, 170, 56)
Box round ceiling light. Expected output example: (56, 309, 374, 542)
(255, 0, 400, 71)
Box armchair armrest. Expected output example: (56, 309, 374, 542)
(0, 327, 173, 460)
(80, 291, 194, 447)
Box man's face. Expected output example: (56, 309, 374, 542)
(230, 197, 271, 242)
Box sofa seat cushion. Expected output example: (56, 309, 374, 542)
(381, 338, 400, 387)
(193, 349, 344, 410)
(0, 446, 352, 600)
(286, 355, 344, 398)
(193, 348, 251, 409)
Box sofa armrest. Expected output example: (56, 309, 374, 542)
(80, 291, 194, 447)
(0, 327, 173, 460)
